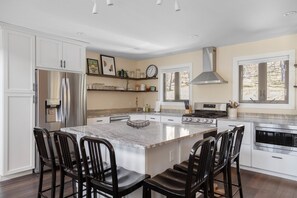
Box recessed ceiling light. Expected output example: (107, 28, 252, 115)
(283, 11, 297, 17)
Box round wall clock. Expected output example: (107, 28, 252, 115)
(146, 64, 158, 78)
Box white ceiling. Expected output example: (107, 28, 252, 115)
(0, 0, 297, 59)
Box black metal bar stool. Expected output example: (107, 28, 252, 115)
(174, 130, 234, 198)
(80, 136, 150, 198)
(227, 125, 245, 198)
(33, 127, 59, 198)
(54, 131, 86, 198)
(143, 137, 216, 198)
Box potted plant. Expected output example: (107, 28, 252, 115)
(228, 100, 239, 118)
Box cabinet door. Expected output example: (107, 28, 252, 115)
(240, 144, 251, 166)
(36, 37, 63, 70)
(5, 30, 35, 92)
(62, 42, 85, 73)
(1, 94, 35, 176)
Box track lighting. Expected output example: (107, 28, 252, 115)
(106, 0, 113, 6)
(156, 0, 162, 5)
(175, 0, 181, 11)
(92, 0, 98, 14)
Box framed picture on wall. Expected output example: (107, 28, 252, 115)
(100, 55, 116, 76)
(87, 58, 100, 75)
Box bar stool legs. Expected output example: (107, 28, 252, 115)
(228, 158, 243, 198)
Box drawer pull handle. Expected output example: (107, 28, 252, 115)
(168, 119, 174, 121)
(150, 118, 155, 119)
(272, 156, 282, 160)
(96, 120, 103, 122)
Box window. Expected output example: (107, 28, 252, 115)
(233, 50, 295, 109)
(159, 64, 192, 104)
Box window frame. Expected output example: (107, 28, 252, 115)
(233, 50, 295, 109)
(159, 63, 192, 106)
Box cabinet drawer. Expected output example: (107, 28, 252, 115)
(217, 120, 252, 145)
(161, 116, 182, 124)
(87, 117, 110, 125)
(129, 114, 146, 120)
(252, 149, 297, 176)
(146, 115, 161, 122)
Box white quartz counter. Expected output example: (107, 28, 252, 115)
(61, 122, 216, 149)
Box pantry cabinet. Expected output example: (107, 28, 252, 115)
(0, 28, 35, 177)
(36, 36, 85, 73)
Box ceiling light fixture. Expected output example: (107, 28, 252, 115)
(106, 0, 113, 6)
(283, 11, 297, 17)
(174, 0, 181, 11)
(92, 0, 98, 14)
(156, 0, 162, 5)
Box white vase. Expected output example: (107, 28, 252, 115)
(228, 108, 237, 118)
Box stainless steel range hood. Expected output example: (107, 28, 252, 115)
(191, 47, 227, 85)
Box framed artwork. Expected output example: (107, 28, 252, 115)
(87, 58, 100, 74)
(100, 55, 116, 76)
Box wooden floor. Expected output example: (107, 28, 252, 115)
(1, 169, 297, 198)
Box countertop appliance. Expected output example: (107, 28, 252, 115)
(34, 69, 86, 171)
(182, 102, 227, 126)
(255, 123, 297, 156)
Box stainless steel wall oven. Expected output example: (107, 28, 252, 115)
(254, 123, 297, 155)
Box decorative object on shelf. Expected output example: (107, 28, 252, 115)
(126, 120, 150, 129)
(146, 64, 158, 78)
(136, 69, 141, 78)
(100, 55, 116, 76)
(150, 86, 156, 91)
(87, 58, 100, 74)
(140, 84, 146, 91)
(228, 100, 239, 118)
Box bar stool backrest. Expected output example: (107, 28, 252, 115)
(231, 125, 245, 159)
(214, 130, 234, 171)
(33, 127, 55, 166)
(186, 136, 215, 196)
(54, 131, 82, 177)
(80, 136, 118, 194)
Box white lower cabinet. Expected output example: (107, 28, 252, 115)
(87, 117, 110, 125)
(252, 149, 297, 177)
(161, 116, 182, 124)
(2, 94, 35, 176)
(217, 120, 253, 167)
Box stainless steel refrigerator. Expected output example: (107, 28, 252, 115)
(34, 69, 86, 171)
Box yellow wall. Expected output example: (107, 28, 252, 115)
(87, 33, 297, 114)
(86, 51, 158, 110)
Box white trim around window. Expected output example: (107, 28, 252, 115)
(158, 63, 193, 106)
(232, 50, 295, 109)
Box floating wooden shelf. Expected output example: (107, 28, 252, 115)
(87, 73, 158, 80)
(87, 89, 158, 92)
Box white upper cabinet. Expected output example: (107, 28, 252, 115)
(36, 37, 62, 70)
(4, 30, 35, 92)
(36, 36, 86, 73)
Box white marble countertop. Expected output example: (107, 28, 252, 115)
(61, 122, 216, 149)
(218, 117, 297, 127)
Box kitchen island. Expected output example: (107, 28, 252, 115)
(62, 122, 216, 197)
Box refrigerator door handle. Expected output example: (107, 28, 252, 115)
(61, 78, 67, 121)
(66, 78, 71, 121)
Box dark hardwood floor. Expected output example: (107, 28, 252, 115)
(1, 169, 297, 198)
